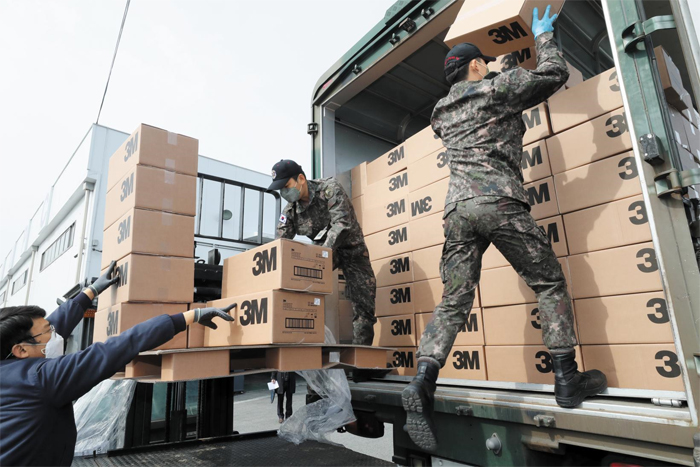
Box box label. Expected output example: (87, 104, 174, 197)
(252, 247, 277, 276)
(239, 297, 268, 326)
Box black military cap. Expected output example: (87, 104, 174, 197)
(268, 159, 303, 190)
(444, 43, 496, 84)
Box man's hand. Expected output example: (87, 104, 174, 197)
(193, 304, 236, 329)
(532, 5, 558, 38)
(89, 261, 120, 296)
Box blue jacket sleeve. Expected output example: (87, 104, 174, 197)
(46, 292, 93, 339)
(35, 314, 180, 407)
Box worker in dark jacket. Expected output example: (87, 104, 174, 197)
(271, 371, 296, 423)
(0, 261, 234, 466)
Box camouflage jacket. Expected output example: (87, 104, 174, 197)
(276, 178, 365, 252)
(431, 32, 569, 208)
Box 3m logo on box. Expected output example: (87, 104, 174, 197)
(386, 199, 406, 218)
(120, 173, 134, 202)
(116, 262, 129, 287)
(646, 297, 669, 324)
(458, 313, 479, 334)
(534, 350, 554, 374)
(390, 286, 411, 304)
(522, 145, 543, 171)
(538, 220, 560, 244)
(389, 172, 408, 192)
(106, 309, 119, 337)
(452, 350, 480, 370)
(239, 298, 268, 326)
(605, 111, 628, 138)
(390, 257, 410, 275)
(123, 131, 139, 162)
(656, 350, 681, 378)
(530, 307, 542, 329)
(524, 177, 558, 220)
(388, 226, 408, 246)
(501, 48, 531, 70)
(522, 106, 542, 130)
(391, 318, 412, 336)
(391, 350, 414, 368)
(388, 146, 405, 166)
(527, 182, 550, 206)
(441, 345, 486, 379)
(252, 247, 277, 276)
(489, 21, 528, 44)
(411, 197, 433, 217)
(117, 216, 131, 244)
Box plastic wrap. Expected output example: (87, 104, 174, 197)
(278, 327, 355, 445)
(73, 379, 137, 457)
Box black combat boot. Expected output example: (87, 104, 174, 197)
(552, 349, 607, 408)
(401, 357, 441, 451)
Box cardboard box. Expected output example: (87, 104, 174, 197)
(364, 170, 410, 208)
(366, 127, 443, 185)
(408, 148, 450, 193)
(387, 347, 417, 376)
(161, 350, 230, 381)
(413, 278, 480, 311)
(669, 106, 691, 151)
(682, 114, 700, 159)
(352, 196, 364, 229)
(94, 303, 188, 350)
(416, 309, 484, 346)
(107, 124, 198, 192)
(581, 344, 683, 391)
(441, 346, 488, 380)
(522, 102, 551, 145)
(484, 302, 550, 345)
(548, 68, 622, 134)
(371, 253, 413, 288)
(376, 283, 414, 317)
(97, 254, 194, 310)
(409, 211, 445, 251)
(489, 47, 536, 73)
(565, 61, 584, 88)
(373, 314, 416, 347)
(222, 239, 332, 297)
(444, 0, 566, 55)
(523, 176, 558, 220)
(564, 195, 652, 255)
(187, 303, 207, 348)
(546, 108, 633, 174)
(480, 257, 571, 307)
(568, 242, 663, 299)
(351, 162, 367, 199)
(338, 300, 354, 343)
(408, 178, 449, 221)
(362, 196, 410, 236)
(101, 209, 194, 269)
(338, 281, 347, 301)
(365, 223, 411, 261)
(521, 139, 551, 183)
(654, 46, 689, 111)
(575, 292, 673, 345)
(486, 345, 582, 384)
(554, 151, 642, 214)
(204, 291, 325, 346)
(412, 245, 441, 282)
(680, 147, 699, 171)
(104, 165, 196, 230)
(481, 214, 568, 269)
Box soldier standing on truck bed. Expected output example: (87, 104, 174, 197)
(401, 6, 608, 452)
(269, 159, 377, 345)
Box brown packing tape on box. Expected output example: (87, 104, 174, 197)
(546, 107, 633, 174)
(362, 195, 410, 236)
(575, 292, 673, 345)
(187, 303, 207, 348)
(375, 283, 414, 317)
(94, 303, 188, 351)
(107, 124, 199, 192)
(481, 214, 568, 270)
(204, 290, 325, 346)
(522, 102, 551, 145)
(523, 176, 559, 220)
(373, 314, 416, 347)
(485, 345, 582, 384)
(97, 254, 194, 310)
(413, 278, 480, 312)
(222, 239, 332, 297)
(409, 211, 445, 252)
(654, 46, 689, 111)
(444, 0, 566, 55)
(364, 170, 409, 208)
(104, 165, 196, 230)
(101, 208, 194, 269)
(554, 151, 642, 214)
(416, 309, 484, 346)
(412, 245, 441, 282)
(568, 242, 663, 299)
(482, 302, 579, 345)
(386, 347, 417, 376)
(365, 223, 411, 261)
(407, 148, 449, 193)
(581, 344, 683, 391)
(521, 139, 551, 183)
(564, 194, 652, 255)
(488, 47, 536, 73)
(480, 257, 572, 307)
(371, 252, 413, 288)
(548, 68, 622, 134)
(408, 178, 449, 221)
(366, 127, 442, 185)
(441, 346, 487, 380)
(351, 162, 367, 199)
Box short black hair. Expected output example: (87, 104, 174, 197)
(0, 306, 46, 359)
(453, 57, 486, 84)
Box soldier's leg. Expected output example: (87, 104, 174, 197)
(340, 246, 377, 346)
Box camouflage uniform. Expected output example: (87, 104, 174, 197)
(417, 32, 577, 366)
(277, 177, 377, 345)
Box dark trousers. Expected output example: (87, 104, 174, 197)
(277, 386, 293, 419)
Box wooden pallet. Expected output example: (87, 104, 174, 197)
(117, 344, 391, 382)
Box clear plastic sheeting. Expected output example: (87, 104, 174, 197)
(73, 379, 137, 457)
(278, 327, 356, 445)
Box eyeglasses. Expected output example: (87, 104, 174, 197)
(4, 325, 55, 360)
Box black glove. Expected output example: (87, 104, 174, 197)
(89, 261, 120, 296)
(193, 304, 236, 329)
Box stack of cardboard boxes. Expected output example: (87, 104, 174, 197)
(94, 124, 198, 353)
(346, 22, 693, 391)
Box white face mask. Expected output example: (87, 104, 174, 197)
(43, 331, 65, 359)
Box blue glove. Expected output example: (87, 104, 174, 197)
(532, 5, 558, 38)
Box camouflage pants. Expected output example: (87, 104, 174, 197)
(417, 197, 577, 367)
(338, 244, 377, 346)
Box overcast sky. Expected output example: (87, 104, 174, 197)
(0, 0, 394, 259)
